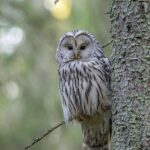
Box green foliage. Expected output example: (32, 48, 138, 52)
(0, 0, 111, 149)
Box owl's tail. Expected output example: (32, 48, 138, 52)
(81, 114, 111, 150)
(82, 133, 111, 150)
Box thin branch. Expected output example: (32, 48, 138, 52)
(104, 11, 111, 15)
(102, 40, 113, 48)
(25, 121, 65, 149)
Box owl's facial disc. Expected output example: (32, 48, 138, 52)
(60, 34, 93, 63)
(62, 39, 82, 61)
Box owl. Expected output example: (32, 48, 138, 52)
(56, 30, 112, 150)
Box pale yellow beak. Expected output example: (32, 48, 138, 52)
(74, 52, 81, 59)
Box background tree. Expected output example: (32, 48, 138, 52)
(111, 0, 150, 149)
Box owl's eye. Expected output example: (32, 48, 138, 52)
(80, 44, 86, 50)
(67, 45, 73, 50)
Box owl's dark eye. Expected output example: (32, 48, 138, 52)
(80, 45, 86, 50)
(67, 45, 73, 50)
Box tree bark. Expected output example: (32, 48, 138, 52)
(111, 0, 150, 150)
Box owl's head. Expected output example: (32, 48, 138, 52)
(56, 30, 104, 64)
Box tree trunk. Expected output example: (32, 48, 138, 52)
(111, 0, 150, 150)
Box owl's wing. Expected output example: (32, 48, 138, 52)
(101, 57, 112, 139)
(102, 57, 112, 91)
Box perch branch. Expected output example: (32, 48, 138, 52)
(25, 121, 65, 149)
(102, 40, 112, 48)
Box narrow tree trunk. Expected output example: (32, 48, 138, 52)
(111, 0, 150, 150)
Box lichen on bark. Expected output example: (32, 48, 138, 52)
(111, 0, 150, 149)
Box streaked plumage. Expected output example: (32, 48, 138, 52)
(56, 30, 112, 150)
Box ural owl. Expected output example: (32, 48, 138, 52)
(56, 30, 112, 150)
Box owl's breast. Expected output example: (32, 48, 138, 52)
(59, 60, 111, 122)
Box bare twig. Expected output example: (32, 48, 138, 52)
(104, 11, 111, 14)
(102, 40, 113, 48)
(25, 121, 65, 149)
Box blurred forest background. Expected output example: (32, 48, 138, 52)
(0, 0, 112, 150)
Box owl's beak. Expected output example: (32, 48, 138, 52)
(73, 52, 81, 59)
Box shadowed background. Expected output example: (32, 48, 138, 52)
(0, 0, 111, 149)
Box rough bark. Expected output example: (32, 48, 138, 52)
(111, 0, 150, 150)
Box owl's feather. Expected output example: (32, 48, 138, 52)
(58, 58, 111, 122)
